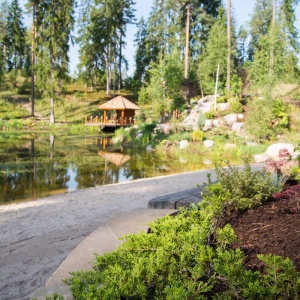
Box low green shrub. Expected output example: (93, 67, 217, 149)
(229, 100, 244, 113)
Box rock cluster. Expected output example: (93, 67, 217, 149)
(182, 95, 244, 133)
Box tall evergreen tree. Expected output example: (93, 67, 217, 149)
(4, 0, 26, 75)
(248, 0, 273, 61)
(134, 17, 150, 82)
(77, 0, 135, 95)
(32, 0, 75, 123)
(0, 0, 8, 86)
(248, 0, 300, 89)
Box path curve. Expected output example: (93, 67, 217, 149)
(0, 169, 217, 300)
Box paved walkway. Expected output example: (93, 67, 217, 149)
(0, 169, 216, 300)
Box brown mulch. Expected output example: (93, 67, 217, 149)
(218, 183, 300, 272)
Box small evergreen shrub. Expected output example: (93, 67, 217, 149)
(204, 110, 215, 119)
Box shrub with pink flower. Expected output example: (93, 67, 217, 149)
(264, 148, 300, 181)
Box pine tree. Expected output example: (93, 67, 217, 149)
(248, 0, 273, 61)
(197, 8, 228, 95)
(248, 0, 300, 89)
(33, 0, 75, 123)
(0, 0, 8, 86)
(77, 0, 135, 95)
(4, 0, 26, 77)
(134, 17, 150, 82)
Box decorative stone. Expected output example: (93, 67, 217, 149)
(238, 114, 244, 120)
(179, 156, 188, 163)
(179, 140, 189, 149)
(232, 122, 243, 132)
(203, 140, 214, 148)
(136, 132, 143, 139)
(217, 103, 230, 111)
(246, 141, 259, 147)
(225, 143, 236, 149)
(203, 159, 213, 166)
(212, 119, 220, 127)
(254, 153, 269, 163)
(265, 143, 295, 158)
(204, 119, 213, 127)
(223, 113, 238, 125)
(146, 145, 154, 153)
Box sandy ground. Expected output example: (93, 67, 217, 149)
(0, 169, 217, 300)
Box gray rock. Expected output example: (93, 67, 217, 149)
(179, 140, 189, 149)
(232, 122, 243, 132)
(203, 140, 214, 148)
(254, 153, 269, 163)
(225, 143, 236, 149)
(204, 119, 213, 127)
(223, 113, 238, 125)
(238, 114, 244, 120)
(217, 103, 230, 111)
(146, 145, 154, 153)
(265, 143, 295, 158)
(212, 119, 220, 127)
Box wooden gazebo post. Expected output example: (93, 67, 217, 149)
(121, 110, 124, 125)
(104, 110, 107, 123)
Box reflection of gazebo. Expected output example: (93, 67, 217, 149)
(85, 96, 139, 128)
(98, 151, 131, 166)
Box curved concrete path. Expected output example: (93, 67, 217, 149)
(0, 169, 217, 300)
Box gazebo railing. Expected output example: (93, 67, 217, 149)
(85, 116, 135, 126)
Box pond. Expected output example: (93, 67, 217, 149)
(0, 133, 210, 205)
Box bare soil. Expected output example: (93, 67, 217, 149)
(219, 183, 300, 272)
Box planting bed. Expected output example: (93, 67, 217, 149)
(220, 183, 300, 272)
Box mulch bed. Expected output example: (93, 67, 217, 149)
(219, 182, 300, 272)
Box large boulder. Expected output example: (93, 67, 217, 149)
(265, 143, 295, 158)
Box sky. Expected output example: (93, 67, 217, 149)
(19, 0, 300, 76)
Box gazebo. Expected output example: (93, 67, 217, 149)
(85, 95, 139, 128)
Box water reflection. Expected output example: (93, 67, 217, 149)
(0, 134, 204, 205)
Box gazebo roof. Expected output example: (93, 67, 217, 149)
(98, 96, 139, 110)
(98, 151, 131, 166)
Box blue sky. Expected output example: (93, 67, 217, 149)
(19, 0, 300, 75)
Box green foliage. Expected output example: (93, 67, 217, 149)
(197, 111, 205, 129)
(245, 97, 289, 141)
(201, 162, 276, 216)
(141, 50, 184, 119)
(191, 129, 205, 142)
(197, 9, 229, 95)
(217, 95, 228, 103)
(272, 98, 289, 127)
(229, 100, 244, 113)
(290, 165, 300, 182)
(204, 110, 215, 119)
(171, 96, 186, 113)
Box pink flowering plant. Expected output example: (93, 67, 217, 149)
(264, 148, 300, 187)
(272, 184, 300, 213)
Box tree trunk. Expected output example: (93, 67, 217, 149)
(50, 72, 55, 124)
(270, 0, 276, 73)
(31, 3, 36, 117)
(184, 1, 190, 80)
(226, 0, 231, 91)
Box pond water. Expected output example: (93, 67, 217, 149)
(0, 134, 209, 205)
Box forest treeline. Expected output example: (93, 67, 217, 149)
(0, 0, 299, 122)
